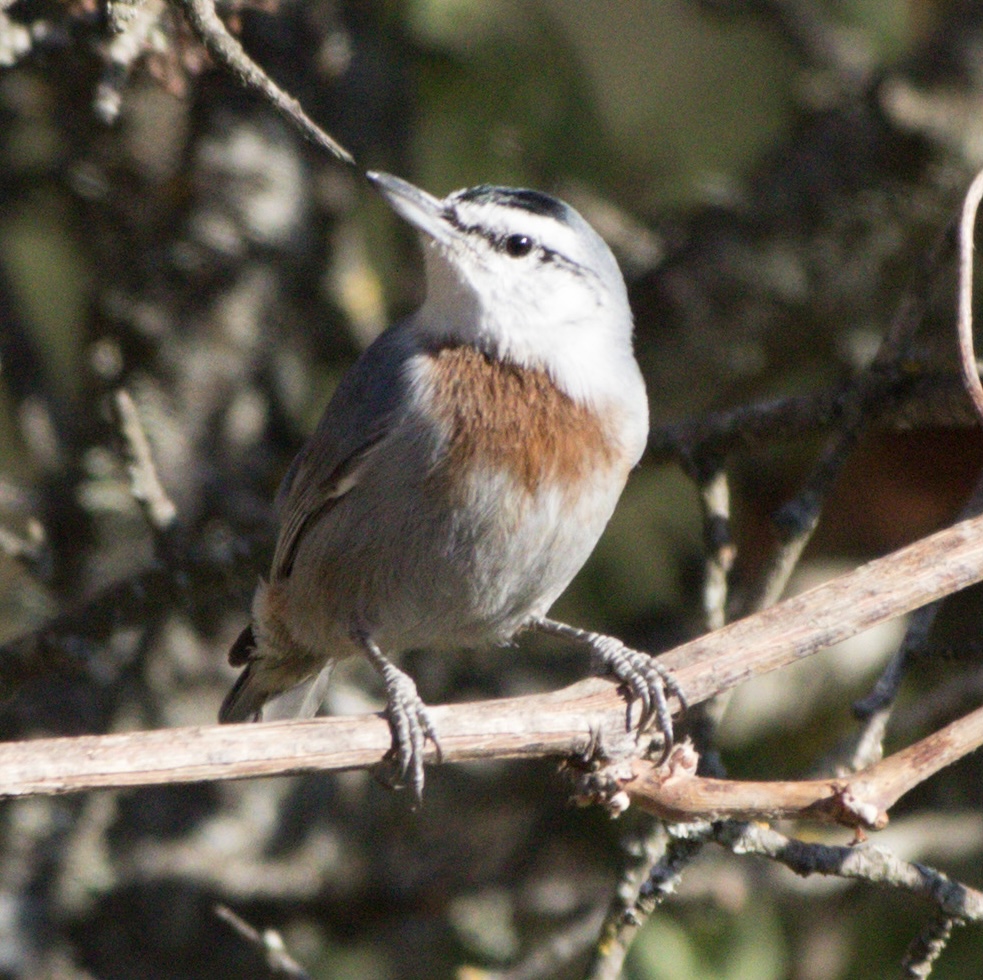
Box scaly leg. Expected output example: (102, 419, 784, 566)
(352, 625, 441, 803)
(528, 617, 684, 760)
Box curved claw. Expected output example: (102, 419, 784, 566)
(383, 670, 440, 803)
(354, 626, 442, 805)
(594, 638, 674, 750)
(527, 618, 683, 765)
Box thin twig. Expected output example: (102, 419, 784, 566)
(695, 460, 734, 633)
(584, 823, 705, 980)
(710, 822, 983, 920)
(174, 0, 355, 165)
(687, 457, 733, 774)
(901, 913, 960, 979)
(852, 605, 936, 724)
(215, 905, 311, 979)
(741, 485, 822, 612)
(957, 166, 983, 424)
(648, 370, 979, 463)
(627, 702, 983, 830)
(115, 389, 178, 533)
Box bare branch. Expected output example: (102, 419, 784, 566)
(173, 0, 355, 165)
(584, 823, 703, 980)
(853, 603, 936, 725)
(695, 462, 733, 633)
(626, 703, 983, 830)
(215, 905, 311, 979)
(115, 388, 178, 533)
(4, 507, 983, 800)
(687, 458, 734, 772)
(957, 166, 983, 425)
(648, 370, 982, 463)
(710, 822, 983, 920)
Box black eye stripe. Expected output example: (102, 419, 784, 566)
(443, 212, 536, 256)
(441, 208, 584, 276)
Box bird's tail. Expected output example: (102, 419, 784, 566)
(219, 624, 333, 723)
(219, 625, 265, 723)
(218, 666, 265, 723)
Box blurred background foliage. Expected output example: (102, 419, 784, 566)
(1, 0, 983, 977)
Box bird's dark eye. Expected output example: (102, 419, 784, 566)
(504, 234, 533, 258)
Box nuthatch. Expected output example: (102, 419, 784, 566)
(220, 172, 676, 801)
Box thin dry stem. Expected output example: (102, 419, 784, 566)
(215, 905, 311, 979)
(175, 0, 355, 164)
(957, 166, 983, 424)
(627, 703, 983, 830)
(115, 388, 178, 532)
(711, 822, 983, 920)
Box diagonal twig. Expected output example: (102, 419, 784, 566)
(174, 0, 355, 165)
(626, 702, 983, 830)
(215, 905, 311, 979)
(710, 821, 983, 920)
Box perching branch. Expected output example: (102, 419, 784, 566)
(4, 506, 983, 808)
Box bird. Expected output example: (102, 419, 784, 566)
(219, 170, 677, 801)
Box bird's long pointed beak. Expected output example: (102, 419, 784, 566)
(367, 171, 456, 246)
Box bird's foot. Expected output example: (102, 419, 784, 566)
(529, 618, 685, 763)
(380, 664, 441, 804)
(355, 629, 442, 804)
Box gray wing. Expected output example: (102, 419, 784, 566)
(270, 323, 418, 582)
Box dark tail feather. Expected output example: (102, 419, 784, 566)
(220, 625, 333, 723)
(220, 625, 264, 723)
(228, 624, 256, 666)
(219, 663, 266, 723)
